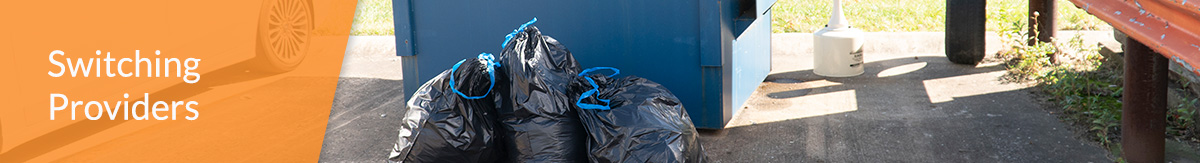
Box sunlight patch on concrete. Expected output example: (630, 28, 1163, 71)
(975, 62, 1003, 68)
(727, 89, 857, 128)
(923, 71, 1029, 104)
(877, 62, 927, 78)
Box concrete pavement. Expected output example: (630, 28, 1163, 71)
(702, 33, 1111, 162)
(319, 36, 405, 162)
(320, 33, 1115, 162)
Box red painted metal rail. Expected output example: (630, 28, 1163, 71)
(1068, 0, 1200, 75)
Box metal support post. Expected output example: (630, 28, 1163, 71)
(1121, 37, 1167, 163)
(1029, 0, 1056, 62)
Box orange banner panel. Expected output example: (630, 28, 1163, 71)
(0, 0, 357, 162)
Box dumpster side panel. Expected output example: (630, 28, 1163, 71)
(394, 0, 413, 56)
(397, 0, 770, 129)
(694, 0, 736, 129)
(397, 0, 706, 116)
(729, 9, 772, 124)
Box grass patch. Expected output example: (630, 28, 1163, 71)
(351, 0, 394, 36)
(772, 0, 944, 32)
(772, 0, 1108, 33)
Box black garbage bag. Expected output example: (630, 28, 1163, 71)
(572, 67, 707, 163)
(388, 53, 507, 163)
(493, 18, 589, 162)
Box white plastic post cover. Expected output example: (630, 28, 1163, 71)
(827, 0, 851, 29)
(812, 0, 865, 77)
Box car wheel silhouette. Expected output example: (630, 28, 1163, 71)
(254, 0, 314, 73)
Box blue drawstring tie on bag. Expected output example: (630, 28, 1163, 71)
(449, 53, 501, 99)
(502, 18, 538, 48)
(575, 67, 620, 110)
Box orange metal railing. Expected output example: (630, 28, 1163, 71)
(1068, 0, 1200, 75)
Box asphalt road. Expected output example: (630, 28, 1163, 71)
(319, 78, 405, 162)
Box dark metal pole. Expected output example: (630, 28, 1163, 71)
(1029, 0, 1056, 62)
(1121, 37, 1166, 163)
(946, 0, 986, 65)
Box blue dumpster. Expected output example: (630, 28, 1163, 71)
(394, 0, 775, 129)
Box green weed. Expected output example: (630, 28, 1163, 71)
(996, 11, 1124, 147)
(1169, 98, 1197, 137)
(998, 8, 1200, 152)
